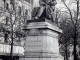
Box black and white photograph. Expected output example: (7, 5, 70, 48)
(0, 0, 79, 60)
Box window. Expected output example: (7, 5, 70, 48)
(25, 0, 30, 3)
(18, 7, 21, 15)
(30, 0, 33, 5)
(6, 17, 9, 25)
(4, 31, 8, 43)
(10, 0, 15, 4)
(25, 0, 33, 5)
(25, 10, 28, 15)
(6, 3, 9, 10)
(2, 0, 6, 4)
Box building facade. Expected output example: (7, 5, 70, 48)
(0, 0, 33, 60)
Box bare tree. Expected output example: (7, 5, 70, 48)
(59, 19, 74, 60)
(0, 0, 27, 60)
(59, 0, 80, 60)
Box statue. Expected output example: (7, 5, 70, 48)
(32, 0, 57, 22)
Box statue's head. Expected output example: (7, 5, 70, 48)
(51, 0, 57, 6)
(39, 0, 57, 6)
(39, 0, 46, 6)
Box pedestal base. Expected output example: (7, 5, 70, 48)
(24, 58, 59, 60)
(22, 19, 63, 60)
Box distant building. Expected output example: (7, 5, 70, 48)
(0, 0, 32, 60)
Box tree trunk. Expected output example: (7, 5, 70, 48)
(64, 55, 65, 60)
(10, 13, 14, 60)
(65, 39, 68, 60)
(74, 38, 77, 60)
(74, 31, 77, 60)
(65, 51, 68, 60)
(10, 25, 13, 60)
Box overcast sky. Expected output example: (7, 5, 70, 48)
(56, 0, 77, 11)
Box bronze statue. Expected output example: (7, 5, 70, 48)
(32, 0, 57, 22)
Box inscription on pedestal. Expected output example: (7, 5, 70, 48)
(27, 39, 41, 47)
(25, 36, 43, 52)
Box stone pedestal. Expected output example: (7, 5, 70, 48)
(22, 19, 62, 60)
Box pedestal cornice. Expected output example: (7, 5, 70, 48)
(22, 19, 62, 33)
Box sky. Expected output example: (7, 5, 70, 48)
(56, 0, 76, 11)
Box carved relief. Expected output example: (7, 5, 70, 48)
(26, 28, 42, 35)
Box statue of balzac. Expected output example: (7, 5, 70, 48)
(32, 0, 57, 22)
